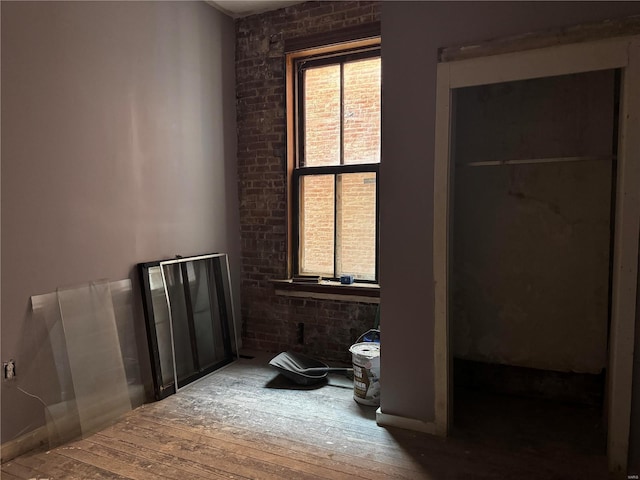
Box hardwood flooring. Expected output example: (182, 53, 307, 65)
(2, 351, 608, 479)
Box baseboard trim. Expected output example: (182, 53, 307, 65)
(375, 408, 440, 435)
(1, 425, 49, 463)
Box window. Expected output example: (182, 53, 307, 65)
(288, 42, 381, 283)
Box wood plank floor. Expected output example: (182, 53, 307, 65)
(2, 351, 608, 479)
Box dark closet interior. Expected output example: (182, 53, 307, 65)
(451, 69, 619, 455)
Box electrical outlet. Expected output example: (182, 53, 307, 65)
(3, 360, 16, 380)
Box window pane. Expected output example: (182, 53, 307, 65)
(304, 65, 341, 166)
(343, 58, 381, 165)
(161, 264, 196, 382)
(300, 175, 335, 276)
(187, 260, 220, 370)
(336, 172, 376, 280)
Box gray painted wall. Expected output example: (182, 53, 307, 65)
(380, 0, 640, 470)
(1, 1, 239, 444)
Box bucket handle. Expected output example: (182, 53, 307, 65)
(356, 329, 380, 344)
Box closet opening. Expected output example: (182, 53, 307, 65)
(449, 69, 619, 458)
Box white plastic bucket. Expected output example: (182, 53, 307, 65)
(349, 342, 380, 406)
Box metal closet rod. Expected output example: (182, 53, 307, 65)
(459, 155, 615, 167)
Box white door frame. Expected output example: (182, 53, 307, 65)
(433, 35, 640, 473)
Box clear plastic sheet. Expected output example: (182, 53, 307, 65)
(30, 292, 81, 446)
(30, 279, 142, 447)
(109, 279, 145, 409)
(56, 281, 131, 437)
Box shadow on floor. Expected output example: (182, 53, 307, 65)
(377, 389, 608, 480)
(452, 387, 606, 457)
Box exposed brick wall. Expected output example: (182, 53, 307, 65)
(236, 1, 381, 364)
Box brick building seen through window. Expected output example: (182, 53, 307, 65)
(291, 45, 381, 282)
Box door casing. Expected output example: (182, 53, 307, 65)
(433, 35, 640, 474)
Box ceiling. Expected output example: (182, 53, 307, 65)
(207, 1, 303, 18)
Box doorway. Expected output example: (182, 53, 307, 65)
(450, 69, 616, 458)
(433, 36, 640, 473)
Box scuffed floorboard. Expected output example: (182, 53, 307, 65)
(2, 351, 608, 479)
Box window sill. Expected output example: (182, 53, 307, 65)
(271, 279, 380, 303)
